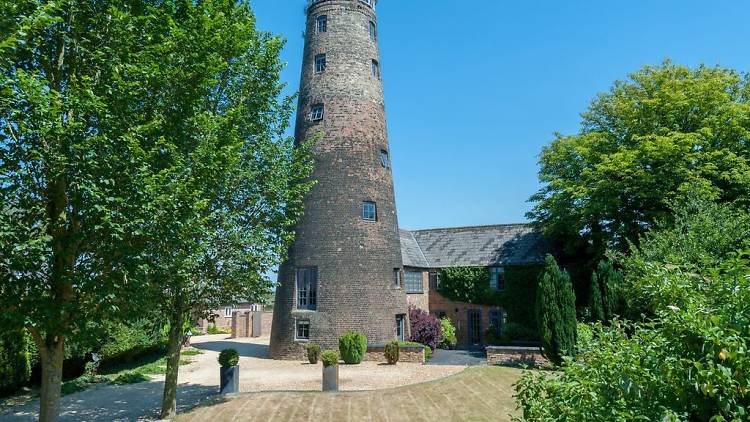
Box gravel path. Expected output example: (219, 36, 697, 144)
(0, 335, 466, 421)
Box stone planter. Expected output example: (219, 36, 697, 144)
(322, 365, 339, 392)
(220, 365, 240, 394)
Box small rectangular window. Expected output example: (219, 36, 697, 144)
(429, 271, 440, 289)
(371, 60, 380, 79)
(224, 307, 233, 318)
(394, 268, 402, 288)
(362, 201, 377, 221)
(310, 104, 324, 121)
(369, 21, 377, 41)
(297, 267, 318, 310)
(315, 54, 326, 73)
(490, 267, 505, 291)
(316, 15, 327, 33)
(379, 149, 390, 168)
(405, 271, 423, 294)
(296, 319, 310, 341)
(489, 310, 504, 338)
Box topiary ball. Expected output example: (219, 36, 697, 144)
(338, 331, 368, 364)
(305, 343, 321, 364)
(218, 348, 240, 368)
(321, 350, 339, 367)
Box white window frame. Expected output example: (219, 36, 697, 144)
(316, 15, 327, 33)
(490, 267, 505, 291)
(405, 271, 423, 294)
(362, 201, 377, 221)
(315, 53, 326, 73)
(295, 319, 311, 341)
(224, 307, 233, 318)
(309, 104, 324, 121)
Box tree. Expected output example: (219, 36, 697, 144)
(596, 260, 623, 321)
(588, 271, 605, 322)
(528, 61, 750, 260)
(535, 255, 577, 366)
(0, 1, 165, 419)
(129, 1, 314, 418)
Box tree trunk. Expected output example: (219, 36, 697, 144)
(38, 337, 65, 422)
(160, 308, 184, 420)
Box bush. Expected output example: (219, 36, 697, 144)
(384, 341, 399, 365)
(321, 350, 339, 367)
(399, 341, 432, 361)
(305, 343, 321, 364)
(424, 346, 432, 361)
(0, 327, 31, 396)
(408, 307, 442, 350)
(500, 323, 538, 343)
(338, 331, 367, 364)
(438, 317, 457, 349)
(218, 349, 240, 368)
(207, 324, 230, 335)
(535, 255, 577, 366)
(485, 325, 502, 346)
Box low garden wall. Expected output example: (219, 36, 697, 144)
(485, 346, 547, 367)
(365, 344, 425, 364)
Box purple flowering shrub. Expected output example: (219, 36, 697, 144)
(408, 306, 442, 350)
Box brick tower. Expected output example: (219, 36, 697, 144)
(269, 0, 408, 359)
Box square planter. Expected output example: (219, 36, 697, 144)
(220, 365, 240, 394)
(322, 365, 339, 392)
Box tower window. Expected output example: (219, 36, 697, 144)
(297, 267, 318, 310)
(371, 60, 380, 79)
(369, 21, 377, 41)
(310, 104, 324, 121)
(362, 201, 377, 221)
(396, 314, 405, 341)
(405, 271, 423, 294)
(295, 319, 310, 341)
(490, 267, 505, 291)
(379, 149, 390, 168)
(315, 54, 326, 73)
(316, 15, 327, 33)
(394, 268, 402, 288)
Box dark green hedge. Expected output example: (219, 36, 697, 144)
(0, 328, 31, 395)
(438, 265, 543, 331)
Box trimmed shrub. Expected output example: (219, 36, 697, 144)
(321, 350, 339, 367)
(438, 317, 457, 349)
(424, 346, 432, 361)
(500, 322, 538, 343)
(384, 341, 399, 364)
(408, 307, 442, 350)
(338, 331, 367, 364)
(0, 327, 31, 395)
(588, 271, 605, 322)
(218, 349, 240, 368)
(305, 343, 321, 364)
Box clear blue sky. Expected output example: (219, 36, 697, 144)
(251, 0, 750, 231)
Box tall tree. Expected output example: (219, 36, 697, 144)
(528, 61, 750, 259)
(596, 260, 623, 321)
(0, 1, 169, 419)
(536, 255, 577, 366)
(588, 271, 605, 322)
(129, 1, 314, 418)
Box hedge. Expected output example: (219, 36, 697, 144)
(0, 327, 31, 396)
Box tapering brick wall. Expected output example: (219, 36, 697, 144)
(270, 0, 409, 359)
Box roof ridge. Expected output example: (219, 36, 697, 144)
(406, 222, 533, 233)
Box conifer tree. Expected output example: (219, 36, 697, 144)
(597, 260, 623, 321)
(536, 255, 577, 366)
(589, 271, 605, 322)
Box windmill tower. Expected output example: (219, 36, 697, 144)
(269, 0, 409, 359)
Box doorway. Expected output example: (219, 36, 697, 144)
(467, 310, 482, 349)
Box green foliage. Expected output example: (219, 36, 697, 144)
(535, 255, 577, 366)
(206, 325, 231, 335)
(438, 318, 457, 349)
(338, 331, 367, 365)
(0, 328, 31, 395)
(384, 341, 399, 365)
(588, 272, 605, 322)
(321, 350, 339, 367)
(500, 323, 538, 343)
(60, 375, 108, 396)
(305, 343, 321, 364)
(110, 372, 151, 386)
(438, 265, 542, 332)
(218, 349, 240, 368)
(596, 260, 624, 321)
(529, 61, 750, 258)
(424, 346, 432, 361)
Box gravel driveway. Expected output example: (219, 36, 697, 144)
(0, 335, 466, 421)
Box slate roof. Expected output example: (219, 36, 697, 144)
(400, 224, 547, 269)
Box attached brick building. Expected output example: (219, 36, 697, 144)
(269, 0, 546, 358)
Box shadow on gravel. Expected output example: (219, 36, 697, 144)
(193, 341, 269, 359)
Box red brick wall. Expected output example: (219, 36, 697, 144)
(428, 290, 505, 349)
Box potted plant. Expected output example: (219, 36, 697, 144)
(321, 349, 339, 392)
(305, 343, 321, 364)
(218, 348, 240, 394)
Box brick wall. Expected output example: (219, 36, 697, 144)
(486, 346, 547, 367)
(429, 289, 506, 349)
(196, 303, 257, 333)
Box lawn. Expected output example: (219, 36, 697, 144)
(177, 365, 523, 422)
